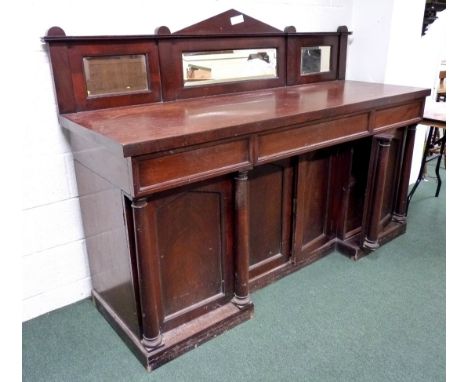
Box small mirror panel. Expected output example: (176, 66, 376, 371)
(83, 54, 149, 97)
(182, 49, 277, 87)
(300, 46, 331, 75)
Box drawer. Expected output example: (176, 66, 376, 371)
(374, 101, 422, 131)
(258, 113, 368, 162)
(136, 139, 250, 194)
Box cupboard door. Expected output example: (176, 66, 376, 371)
(336, 138, 373, 240)
(152, 177, 234, 331)
(293, 149, 333, 260)
(248, 159, 294, 280)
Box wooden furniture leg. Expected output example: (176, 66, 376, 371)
(393, 125, 417, 223)
(363, 135, 392, 251)
(435, 131, 446, 197)
(132, 198, 164, 350)
(232, 171, 252, 307)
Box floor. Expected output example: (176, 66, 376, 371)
(22, 166, 445, 382)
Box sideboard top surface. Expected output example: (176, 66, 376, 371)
(60, 80, 430, 157)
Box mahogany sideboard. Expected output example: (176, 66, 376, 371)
(43, 10, 430, 371)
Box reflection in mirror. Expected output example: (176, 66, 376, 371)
(182, 49, 277, 87)
(83, 55, 149, 97)
(300, 46, 331, 75)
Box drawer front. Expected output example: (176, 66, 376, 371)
(374, 102, 422, 131)
(136, 139, 250, 193)
(258, 113, 368, 162)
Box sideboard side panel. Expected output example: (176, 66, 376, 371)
(74, 161, 141, 336)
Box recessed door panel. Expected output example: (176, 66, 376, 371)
(249, 160, 293, 279)
(154, 178, 233, 331)
(294, 149, 332, 259)
(345, 138, 373, 237)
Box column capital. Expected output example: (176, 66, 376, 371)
(235, 170, 249, 181)
(375, 134, 393, 146)
(131, 198, 148, 209)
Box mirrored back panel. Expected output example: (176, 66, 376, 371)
(44, 18, 349, 112)
(182, 49, 278, 87)
(300, 46, 331, 76)
(286, 35, 340, 86)
(84, 54, 149, 97)
(48, 41, 162, 113)
(158, 36, 286, 101)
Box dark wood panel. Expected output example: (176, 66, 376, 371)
(321, 138, 372, 242)
(66, 129, 134, 195)
(136, 139, 250, 194)
(337, 26, 349, 80)
(175, 9, 282, 35)
(302, 153, 331, 245)
(294, 149, 332, 259)
(67, 41, 162, 112)
(74, 161, 141, 336)
(248, 160, 293, 279)
(374, 102, 422, 130)
(153, 178, 233, 331)
(257, 113, 368, 162)
(61, 82, 429, 157)
(159, 37, 286, 101)
(344, 138, 373, 237)
(47, 42, 76, 113)
(286, 35, 340, 85)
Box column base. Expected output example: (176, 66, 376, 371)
(142, 334, 163, 351)
(362, 237, 380, 251)
(392, 213, 407, 224)
(232, 294, 252, 308)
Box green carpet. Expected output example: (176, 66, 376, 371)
(23, 166, 445, 382)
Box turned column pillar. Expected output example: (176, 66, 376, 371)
(393, 125, 417, 223)
(232, 171, 252, 307)
(363, 135, 392, 251)
(132, 198, 164, 350)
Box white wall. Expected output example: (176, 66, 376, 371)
(384, 0, 427, 86)
(347, 0, 395, 82)
(407, 10, 446, 184)
(21, 0, 355, 322)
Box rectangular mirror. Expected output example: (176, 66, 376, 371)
(300, 46, 331, 75)
(182, 48, 277, 87)
(83, 54, 149, 97)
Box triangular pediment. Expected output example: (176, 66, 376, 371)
(174, 9, 282, 35)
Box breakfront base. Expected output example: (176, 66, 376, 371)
(336, 221, 407, 260)
(92, 290, 253, 371)
(249, 238, 336, 292)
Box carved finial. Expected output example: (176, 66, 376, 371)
(284, 25, 296, 33)
(46, 26, 66, 37)
(337, 25, 349, 34)
(154, 26, 171, 35)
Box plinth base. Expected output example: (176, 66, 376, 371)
(92, 290, 253, 371)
